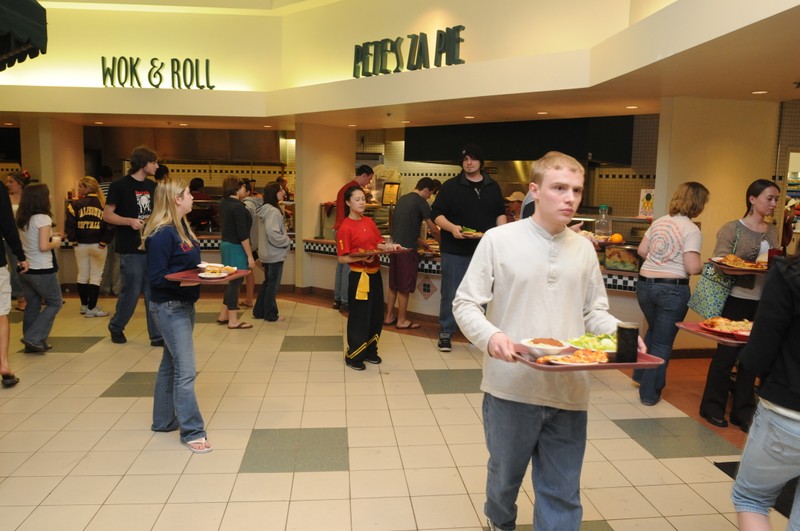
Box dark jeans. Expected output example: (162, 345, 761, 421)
(253, 261, 284, 321)
(20, 272, 62, 347)
(109, 253, 161, 342)
(439, 252, 472, 337)
(224, 277, 244, 310)
(700, 295, 758, 424)
(633, 281, 690, 404)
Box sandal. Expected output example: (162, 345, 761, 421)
(228, 322, 253, 329)
(383, 318, 397, 326)
(182, 437, 212, 454)
(216, 319, 229, 325)
(396, 321, 421, 329)
(1, 373, 19, 388)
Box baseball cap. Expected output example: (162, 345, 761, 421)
(505, 191, 526, 202)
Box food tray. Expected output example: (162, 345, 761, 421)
(676, 321, 746, 347)
(349, 248, 413, 258)
(512, 345, 663, 372)
(709, 257, 768, 274)
(165, 268, 251, 285)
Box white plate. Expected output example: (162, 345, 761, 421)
(197, 262, 224, 270)
(198, 272, 228, 279)
(520, 338, 568, 358)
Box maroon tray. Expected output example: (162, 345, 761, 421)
(676, 321, 746, 347)
(349, 247, 413, 258)
(164, 268, 251, 285)
(709, 258, 768, 275)
(512, 345, 664, 372)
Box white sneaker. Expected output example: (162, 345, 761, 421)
(80, 305, 88, 314)
(85, 306, 109, 317)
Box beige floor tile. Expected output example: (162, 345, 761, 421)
(0, 451, 32, 475)
(40, 430, 105, 452)
(384, 380, 425, 394)
(406, 467, 467, 496)
(106, 474, 180, 504)
(348, 426, 397, 447)
(209, 410, 258, 429)
(449, 443, 488, 467)
(70, 450, 139, 476)
(394, 425, 445, 446)
(0, 476, 63, 505)
(225, 383, 268, 397)
(230, 370, 273, 384)
(391, 408, 438, 427)
(0, 430, 57, 452)
(253, 410, 302, 428)
(412, 494, 482, 529)
(591, 438, 654, 461)
(305, 382, 346, 396)
(303, 395, 346, 411)
(427, 394, 473, 409)
(183, 449, 245, 474)
(588, 419, 631, 439)
(301, 410, 346, 428)
(85, 504, 163, 531)
(581, 461, 632, 488)
(220, 501, 289, 531)
(347, 409, 393, 427)
(379, 370, 419, 382)
(84, 397, 138, 413)
(128, 450, 190, 475)
(612, 458, 682, 486)
(16, 504, 99, 531)
(215, 396, 263, 412)
(168, 473, 237, 503)
(432, 408, 482, 426)
(351, 496, 417, 531)
(346, 382, 387, 396)
(260, 395, 305, 411)
(38, 397, 93, 414)
(350, 469, 408, 498)
(12, 450, 85, 476)
(689, 481, 736, 513)
(153, 502, 226, 531)
(386, 394, 431, 410)
(286, 499, 351, 531)
(346, 394, 389, 410)
(307, 368, 345, 380)
(93, 430, 152, 451)
(583, 486, 661, 520)
(110, 411, 152, 430)
(666, 513, 738, 530)
(661, 457, 733, 483)
(42, 475, 121, 505)
(64, 412, 124, 431)
(607, 517, 677, 530)
(399, 444, 455, 469)
(639, 484, 717, 516)
(0, 506, 33, 529)
(15, 411, 78, 431)
(230, 472, 293, 501)
(440, 424, 485, 445)
(349, 446, 403, 470)
(596, 403, 651, 420)
(265, 382, 307, 396)
(291, 470, 350, 500)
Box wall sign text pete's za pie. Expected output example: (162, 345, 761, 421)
(101, 57, 215, 89)
(353, 25, 465, 79)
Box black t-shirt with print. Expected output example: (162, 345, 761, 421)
(106, 175, 156, 254)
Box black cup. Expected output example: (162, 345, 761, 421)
(616, 322, 639, 363)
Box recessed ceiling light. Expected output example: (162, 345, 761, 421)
(625, 105, 639, 110)
(93, 121, 104, 125)
(348, 124, 357, 127)
(179, 123, 189, 126)
(464, 115, 475, 119)
(3, 122, 14, 126)
(537, 111, 548, 115)
(263, 125, 272, 128)
(401, 120, 411, 124)
(752, 90, 768, 95)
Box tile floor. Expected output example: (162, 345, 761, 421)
(0, 295, 789, 530)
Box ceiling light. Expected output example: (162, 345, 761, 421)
(401, 120, 411, 124)
(263, 125, 272, 128)
(93, 121, 104, 125)
(752, 90, 768, 95)
(3, 122, 14, 126)
(179, 123, 189, 126)
(537, 111, 548, 115)
(348, 124, 357, 127)
(625, 105, 638, 110)
(464, 115, 475, 119)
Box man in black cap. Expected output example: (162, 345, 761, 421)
(430, 143, 506, 351)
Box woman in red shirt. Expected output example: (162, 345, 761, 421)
(337, 186, 398, 370)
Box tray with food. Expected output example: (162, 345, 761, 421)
(512, 346, 663, 372)
(710, 254, 768, 273)
(165, 266, 251, 284)
(349, 247, 413, 258)
(460, 227, 484, 238)
(676, 320, 747, 346)
(567, 332, 617, 352)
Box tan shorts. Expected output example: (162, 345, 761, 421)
(0, 266, 11, 316)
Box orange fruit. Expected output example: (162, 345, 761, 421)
(609, 233, 624, 243)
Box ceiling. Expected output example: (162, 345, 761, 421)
(4, 3, 800, 132)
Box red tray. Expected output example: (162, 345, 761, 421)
(512, 345, 663, 372)
(349, 247, 413, 258)
(164, 268, 251, 285)
(709, 257, 768, 274)
(676, 321, 746, 347)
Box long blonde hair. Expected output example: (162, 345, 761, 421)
(80, 176, 105, 208)
(139, 178, 197, 250)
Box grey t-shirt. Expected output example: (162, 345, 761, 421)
(391, 191, 431, 248)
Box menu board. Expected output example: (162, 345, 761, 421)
(382, 182, 400, 205)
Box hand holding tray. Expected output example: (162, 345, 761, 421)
(512, 345, 664, 372)
(165, 268, 251, 285)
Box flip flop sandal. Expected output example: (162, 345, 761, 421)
(396, 322, 421, 329)
(1, 374, 19, 388)
(383, 318, 397, 326)
(216, 319, 229, 325)
(183, 437, 213, 454)
(228, 322, 253, 329)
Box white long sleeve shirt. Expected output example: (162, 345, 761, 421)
(453, 218, 619, 410)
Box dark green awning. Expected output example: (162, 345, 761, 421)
(0, 0, 47, 72)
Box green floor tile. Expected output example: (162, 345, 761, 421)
(635, 434, 741, 459)
(416, 369, 482, 394)
(580, 521, 613, 530)
(612, 418, 672, 439)
(195, 312, 224, 324)
(240, 428, 349, 473)
(17, 336, 104, 354)
(281, 335, 343, 352)
(294, 446, 349, 472)
(101, 372, 156, 397)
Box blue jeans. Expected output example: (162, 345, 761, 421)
(109, 253, 161, 341)
(149, 300, 206, 443)
(733, 403, 800, 528)
(439, 252, 472, 336)
(633, 281, 690, 404)
(483, 394, 586, 531)
(254, 261, 284, 321)
(19, 272, 62, 347)
(5, 242, 22, 298)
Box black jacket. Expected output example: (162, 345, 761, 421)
(740, 257, 800, 411)
(0, 183, 24, 267)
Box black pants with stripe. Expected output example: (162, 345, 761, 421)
(345, 270, 384, 363)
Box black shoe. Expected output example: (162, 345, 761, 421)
(730, 417, 750, 433)
(20, 338, 46, 353)
(332, 301, 341, 310)
(110, 330, 127, 344)
(339, 303, 349, 313)
(365, 354, 382, 364)
(345, 359, 366, 371)
(150, 339, 165, 347)
(1, 373, 19, 388)
(700, 412, 728, 428)
(438, 335, 452, 352)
